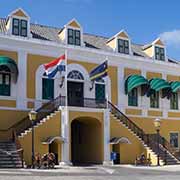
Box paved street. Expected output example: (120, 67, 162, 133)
(1, 165, 180, 180)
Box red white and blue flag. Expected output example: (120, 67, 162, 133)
(44, 54, 66, 78)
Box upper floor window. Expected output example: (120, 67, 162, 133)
(170, 92, 178, 110)
(128, 88, 138, 106)
(155, 46, 165, 61)
(42, 77, 54, 100)
(12, 18, 27, 37)
(150, 90, 159, 108)
(68, 29, 81, 46)
(0, 66, 11, 96)
(118, 39, 129, 54)
(95, 78, 105, 102)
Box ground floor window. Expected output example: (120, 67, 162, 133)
(150, 90, 159, 108)
(170, 92, 178, 110)
(128, 88, 138, 106)
(170, 132, 179, 148)
(42, 78, 54, 100)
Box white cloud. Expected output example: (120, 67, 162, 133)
(160, 30, 180, 47)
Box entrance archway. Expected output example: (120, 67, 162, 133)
(71, 117, 103, 165)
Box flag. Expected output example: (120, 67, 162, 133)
(89, 61, 108, 81)
(44, 54, 65, 78)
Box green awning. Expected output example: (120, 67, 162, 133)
(170, 81, 180, 92)
(0, 56, 18, 81)
(125, 75, 149, 94)
(149, 78, 170, 91)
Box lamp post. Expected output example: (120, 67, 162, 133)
(153, 118, 161, 166)
(29, 109, 37, 169)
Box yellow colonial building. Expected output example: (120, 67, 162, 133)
(0, 8, 180, 167)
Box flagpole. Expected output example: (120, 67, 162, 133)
(65, 49, 68, 107)
(105, 56, 109, 109)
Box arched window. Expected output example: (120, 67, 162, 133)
(67, 70, 84, 80)
(95, 77, 105, 101)
(0, 65, 11, 96)
(42, 73, 54, 100)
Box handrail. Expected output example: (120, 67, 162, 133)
(108, 101, 180, 163)
(108, 101, 145, 138)
(13, 130, 24, 168)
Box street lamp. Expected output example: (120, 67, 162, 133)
(153, 118, 161, 166)
(29, 109, 37, 169)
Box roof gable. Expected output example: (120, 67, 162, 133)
(117, 30, 129, 39)
(153, 38, 164, 46)
(9, 8, 29, 18)
(67, 19, 81, 28)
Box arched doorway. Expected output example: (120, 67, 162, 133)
(71, 117, 103, 165)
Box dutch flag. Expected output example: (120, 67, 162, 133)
(44, 54, 66, 78)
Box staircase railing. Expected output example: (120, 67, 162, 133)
(108, 101, 179, 163)
(108, 102, 145, 139)
(12, 130, 24, 168)
(0, 96, 65, 140)
(144, 133, 180, 161)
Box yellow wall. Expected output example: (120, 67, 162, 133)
(125, 108, 142, 115)
(27, 54, 56, 99)
(124, 68, 141, 78)
(167, 75, 180, 81)
(0, 50, 18, 63)
(117, 31, 129, 39)
(146, 72, 162, 79)
(68, 20, 80, 28)
(0, 100, 16, 108)
(19, 111, 61, 165)
(12, 9, 28, 18)
(148, 110, 162, 117)
(110, 115, 145, 164)
(58, 29, 66, 41)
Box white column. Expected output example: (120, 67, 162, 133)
(16, 50, 27, 109)
(141, 70, 148, 116)
(118, 65, 125, 113)
(162, 73, 168, 118)
(103, 108, 113, 165)
(60, 106, 72, 165)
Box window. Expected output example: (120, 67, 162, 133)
(150, 90, 159, 108)
(95, 78, 105, 102)
(68, 29, 81, 46)
(155, 46, 165, 61)
(128, 88, 138, 106)
(42, 78, 54, 100)
(170, 92, 178, 110)
(20, 20, 27, 37)
(170, 133, 178, 148)
(67, 70, 84, 80)
(12, 18, 28, 37)
(118, 39, 129, 54)
(0, 66, 11, 96)
(12, 18, 19, 35)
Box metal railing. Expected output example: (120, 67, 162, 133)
(108, 101, 179, 164)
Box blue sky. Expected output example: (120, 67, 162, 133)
(0, 0, 180, 60)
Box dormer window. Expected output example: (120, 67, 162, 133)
(118, 39, 129, 54)
(68, 29, 81, 46)
(12, 18, 27, 37)
(155, 46, 165, 61)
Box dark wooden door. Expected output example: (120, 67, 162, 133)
(68, 81, 84, 107)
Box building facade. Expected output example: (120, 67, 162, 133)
(0, 8, 180, 166)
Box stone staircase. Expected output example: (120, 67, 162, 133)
(109, 102, 180, 165)
(0, 141, 23, 168)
